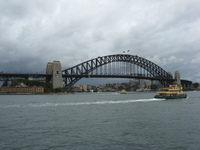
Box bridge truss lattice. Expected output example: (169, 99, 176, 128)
(62, 54, 173, 87)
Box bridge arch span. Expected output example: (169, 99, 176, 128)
(62, 54, 173, 87)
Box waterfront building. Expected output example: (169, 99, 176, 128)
(0, 86, 44, 94)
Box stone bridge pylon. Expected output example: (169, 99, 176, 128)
(46, 61, 63, 89)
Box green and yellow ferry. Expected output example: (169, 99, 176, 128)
(154, 84, 187, 99)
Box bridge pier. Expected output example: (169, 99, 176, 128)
(46, 61, 63, 89)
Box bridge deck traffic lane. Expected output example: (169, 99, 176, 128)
(62, 74, 175, 81)
(0, 73, 52, 81)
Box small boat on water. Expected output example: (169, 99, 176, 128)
(118, 89, 127, 94)
(154, 84, 187, 99)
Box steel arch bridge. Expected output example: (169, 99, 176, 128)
(62, 54, 174, 87)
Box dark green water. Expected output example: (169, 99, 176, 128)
(0, 92, 200, 150)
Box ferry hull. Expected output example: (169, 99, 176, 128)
(154, 94, 187, 99)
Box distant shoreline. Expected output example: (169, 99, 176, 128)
(0, 92, 74, 95)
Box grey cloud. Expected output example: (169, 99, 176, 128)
(0, 0, 200, 83)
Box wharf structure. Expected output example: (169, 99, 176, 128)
(0, 86, 44, 95)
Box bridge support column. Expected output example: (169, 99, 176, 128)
(2, 80, 10, 87)
(46, 61, 63, 89)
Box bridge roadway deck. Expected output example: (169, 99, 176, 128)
(62, 74, 175, 81)
(0, 73, 174, 81)
(0, 73, 51, 81)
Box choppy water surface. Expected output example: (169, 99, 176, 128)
(0, 92, 200, 150)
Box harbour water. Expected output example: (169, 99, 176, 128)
(0, 91, 200, 150)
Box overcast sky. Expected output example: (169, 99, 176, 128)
(0, 0, 200, 85)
